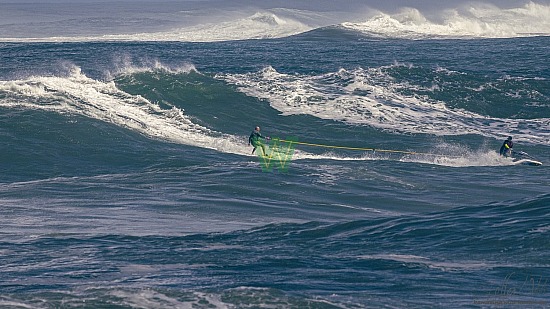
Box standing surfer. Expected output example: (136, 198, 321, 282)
(249, 126, 270, 156)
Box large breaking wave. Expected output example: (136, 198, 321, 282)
(342, 2, 550, 39)
(0, 12, 312, 43)
(218, 66, 550, 145)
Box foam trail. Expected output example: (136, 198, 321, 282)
(218, 66, 550, 146)
(341, 2, 550, 39)
(400, 150, 519, 167)
(291, 145, 521, 167)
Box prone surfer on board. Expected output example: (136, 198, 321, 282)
(249, 126, 270, 156)
(499, 136, 513, 157)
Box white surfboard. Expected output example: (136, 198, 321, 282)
(512, 158, 543, 166)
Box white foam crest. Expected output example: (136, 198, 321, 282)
(358, 254, 506, 271)
(109, 287, 345, 309)
(0, 299, 41, 309)
(217, 66, 550, 146)
(110, 56, 198, 77)
(529, 225, 550, 233)
(341, 2, 550, 39)
(111, 289, 227, 309)
(0, 12, 312, 43)
(0, 65, 250, 156)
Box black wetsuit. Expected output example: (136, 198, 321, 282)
(249, 131, 267, 155)
(499, 140, 513, 157)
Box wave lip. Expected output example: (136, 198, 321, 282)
(341, 2, 550, 39)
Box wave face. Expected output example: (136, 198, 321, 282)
(1, 194, 549, 307)
(1, 33, 549, 308)
(342, 2, 550, 39)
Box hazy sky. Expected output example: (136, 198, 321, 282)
(0, 0, 545, 10)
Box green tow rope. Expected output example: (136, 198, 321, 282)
(272, 138, 461, 158)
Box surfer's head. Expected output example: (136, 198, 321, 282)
(508, 136, 512, 140)
(255, 126, 260, 132)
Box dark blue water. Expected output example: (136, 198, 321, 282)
(1, 32, 549, 308)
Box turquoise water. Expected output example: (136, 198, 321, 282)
(0, 31, 549, 307)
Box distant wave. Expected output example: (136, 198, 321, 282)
(0, 12, 312, 43)
(101, 12, 312, 42)
(2, 3, 550, 42)
(341, 2, 550, 39)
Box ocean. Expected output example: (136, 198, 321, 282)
(0, 3, 549, 308)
